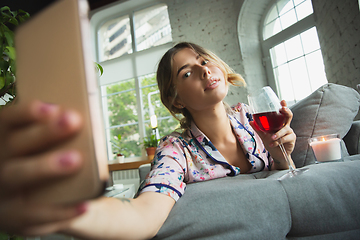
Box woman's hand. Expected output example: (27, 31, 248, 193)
(249, 100, 296, 170)
(0, 101, 87, 236)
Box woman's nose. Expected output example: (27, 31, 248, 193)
(200, 65, 211, 79)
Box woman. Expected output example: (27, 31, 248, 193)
(138, 42, 295, 201)
(0, 42, 295, 239)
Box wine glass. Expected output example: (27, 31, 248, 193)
(247, 86, 308, 180)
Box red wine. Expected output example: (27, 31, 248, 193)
(253, 111, 285, 133)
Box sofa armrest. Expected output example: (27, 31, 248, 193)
(138, 163, 151, 183)
(344, 120, 360, 155)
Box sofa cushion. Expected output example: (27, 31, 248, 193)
(154, 174, 291, 240)
(154, 158, 360, 240)
(344, 121, 360, 155)
(290, 84, 360, 167)
(279, 159, 360, 238)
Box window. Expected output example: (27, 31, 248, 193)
(261, 0, 327, 105)
(263, 0, 314, 40)
(97, 4, 172, 62)
(101, 73, 178, 159)
(134, 4, 172, 52)
(92, 2, 176, 161)
(98, 15, 132, 61)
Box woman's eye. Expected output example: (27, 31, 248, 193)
(202, 60, 209, 65)
(184, 72, 191, 78)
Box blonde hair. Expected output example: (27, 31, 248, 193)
(156, 42, 245, 131)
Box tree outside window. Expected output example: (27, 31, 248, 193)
(102, 73, 178, 160)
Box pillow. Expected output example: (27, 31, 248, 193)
(290, 83, 360, 167)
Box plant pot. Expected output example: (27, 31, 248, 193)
(146, 147, 156, 161)
(116, 153, 125, 163)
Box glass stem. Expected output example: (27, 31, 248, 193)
(278, 139, 295, 172)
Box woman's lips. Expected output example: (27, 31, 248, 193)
(205, 78, 220, 91)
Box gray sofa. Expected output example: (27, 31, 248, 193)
(138, 83, 360, 240)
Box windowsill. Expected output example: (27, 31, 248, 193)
(108, 159, 151, 171)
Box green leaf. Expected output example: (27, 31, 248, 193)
(5, 72, 15, 85)
(8, 16, 19, 26)
(0, 58, 8, 71)
(9, 59, 16, 73)
(5, 46, 15, 61)
(4, 31, 14, 47)
(17, 10, 30, 23)
(1, 6, 11, 12)
(0, 61, 10, 73)
(11, 235, 24, 240)
(0, 232, 24, 240)
(94, 62, 103, 76)
(0, 232, 9, 240)
(0, 76, 4, 89)
(18, 16, 27, 23)
(0, 22, 11, 33)
(1, 12, 14, 23)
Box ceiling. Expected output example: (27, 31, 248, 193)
(88, 0, 120, 10)
(2, 0, 120, 16)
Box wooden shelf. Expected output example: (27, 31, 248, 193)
(108, 159, 151, 171)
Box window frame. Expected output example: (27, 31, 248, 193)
(260, 0, 317, 99)
(90, 0, 173, 162)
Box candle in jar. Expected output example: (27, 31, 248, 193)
(309, 136, 341, 162)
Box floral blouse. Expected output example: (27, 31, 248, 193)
(138, 103, 273, 201)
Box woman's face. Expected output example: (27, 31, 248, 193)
(172, 48, 228, 113)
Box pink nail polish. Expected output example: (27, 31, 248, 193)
(39, 103, 57, 114)
(57, 110, 81, 129)
(76, 202, 88, 214)
(58, 151, 80, 167)
(57, 113, 68, 128)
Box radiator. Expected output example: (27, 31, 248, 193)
(112, 169, 140, 190)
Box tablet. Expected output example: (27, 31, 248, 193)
(15, 0, 109, 204)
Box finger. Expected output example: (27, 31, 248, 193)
(280, 106, 293, 125)
(0, 100, 60, 128)
(0, 150, 83, 193)
(21, 220, 73, 237)
(6, 109, 82, 158)
(280, 132, 296, 145)
(21, 221, 71, 237)
(272, 125, 294, 140)
(22, 202, 88, 229)
(271, 128, 296, 147)
(0, 197, 87, 236)
(280, 100, 287, 108)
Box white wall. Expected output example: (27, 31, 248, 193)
(165, 0, 360, 110)
(312, 0, 360, 91)
(91, 0, 360, 110)
(166, 0, 249, 105)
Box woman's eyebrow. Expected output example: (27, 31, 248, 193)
(177, 64, 189, 77)
(176, 55, 201, 77)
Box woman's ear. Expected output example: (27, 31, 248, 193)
(172, 98, 185, 109)
(174, 102, 185, 109)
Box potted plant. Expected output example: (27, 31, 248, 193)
(0, 6, 29, 240)
(142, 134, 158, 161)
(0, 6, 103, 109)
(112, 134, 125, 163)
(0, 6, 30, 109)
